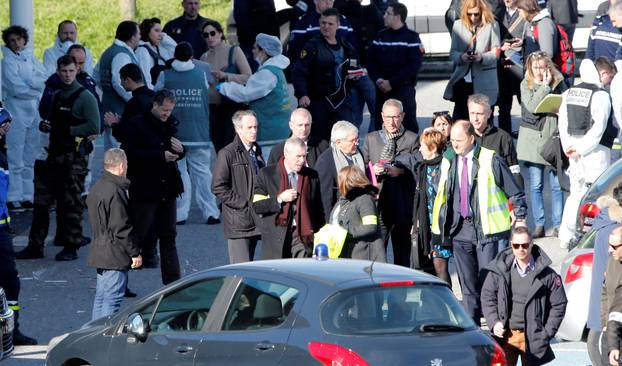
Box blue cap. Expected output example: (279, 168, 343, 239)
(314, 243, 329, 261)
(0, 108, 11, 125)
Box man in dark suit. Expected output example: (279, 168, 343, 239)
(253, 137, 325, 259)
(268, 108, 329, 168)
(315, 120, 365, 222)
(121, 89, 185, 285)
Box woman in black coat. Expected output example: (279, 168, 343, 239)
(411, 128, 452, 285)
(331, 165, 386, 262)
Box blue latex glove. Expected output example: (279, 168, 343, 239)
(215, 83, 224, 93)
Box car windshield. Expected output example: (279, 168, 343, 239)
(321, 284, 476, 335)
(583, 159, 622, 202)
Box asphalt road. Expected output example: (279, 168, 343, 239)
(3, 79, 591, 366)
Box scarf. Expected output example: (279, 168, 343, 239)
(332, 147, 365, 173)
(379, 124, 405, 163)
(413, 154, 443, 256)
(275, 157, 314, 246)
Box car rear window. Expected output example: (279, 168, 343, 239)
(321, 284, 476, 335)
(576, 228, 597, 250)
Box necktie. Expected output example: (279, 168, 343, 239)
(288, 172, 297, 189)
(249, 148, 259, 175)
(460, 156, 469, 218)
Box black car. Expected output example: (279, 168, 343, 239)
(46, 259, 505, 366)
(0, 287, 14, 360)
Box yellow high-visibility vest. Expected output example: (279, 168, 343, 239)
(431, 147, 510, 236)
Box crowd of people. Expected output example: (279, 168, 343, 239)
(3, 0, 622, 364)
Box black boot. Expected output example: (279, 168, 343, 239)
(15, 246, 44, 259)
(13, 329, 38, 346)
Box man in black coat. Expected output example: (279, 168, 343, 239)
(106, 63, 155, 144)
(87, 148, 141, 320)
(233, 0, 280, 71)
(481, 226, 567, 365)
(121, 89, 185, 285)
(212, 110, 265, 263)
(268, 108, 329, 168)
(253, 137, 324, 259)
(292, 8, 358, 142)
(316, 120, 365, 222)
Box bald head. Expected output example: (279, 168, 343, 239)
(450, 120, 476, 157)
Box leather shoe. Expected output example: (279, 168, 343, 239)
(533, 225, 545, 239)
(124, 287, 137, 298)
(13, 330, 38, 345)
(176, 220, 186, 225)
(55, 248, 78, 261)
(206, 217, 221, 225)
(15, 246, 44, 260)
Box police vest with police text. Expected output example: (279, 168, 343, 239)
(566, 82, 618, 148)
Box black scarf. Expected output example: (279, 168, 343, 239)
(412, 154, 443, 257)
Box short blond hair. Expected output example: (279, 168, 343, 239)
(103, 148, 127, 171)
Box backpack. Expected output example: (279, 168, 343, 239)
(139, 44, 172, 86)
(533, 22, 575, 77)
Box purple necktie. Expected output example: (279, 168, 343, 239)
(460, 156, 469, 217)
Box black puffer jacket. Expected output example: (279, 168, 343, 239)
(481, 245, 567, 365)
(212, 135, 264, 239)
(333, 185, 386, 262)
(86, 171, 140, 270)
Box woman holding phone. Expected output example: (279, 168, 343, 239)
(516, 51, 566, 238)
(443, 0, 501, 120)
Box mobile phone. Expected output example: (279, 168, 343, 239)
(467, 50, 475, 56)
(504, 38, 520, 44)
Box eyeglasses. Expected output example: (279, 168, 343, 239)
(202, 30, 217, 38)
(610, 243, 622, 250)
(467, 12, 481, 17)
(433, 111, 450, 117)
(511, 242, 530, 250)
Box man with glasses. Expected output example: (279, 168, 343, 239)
(367, 2, 423, 132)
(481, 226, 567, 366)
(431, 120, 526, 326)
(602, 225, 622, 366)
(363, 99, 418, 266)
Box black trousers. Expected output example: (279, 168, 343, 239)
(379, 215, 411, 267)
(497, 68, 522, 133)
(132, 199, 181, 285)
(0, 229, 22, 331)
(451, 79, 474, 121)
(33, 152, 87, 250)
(307, 97, 353, 142)
(374, 84, 418, 133)
(452, 218, 498, 326)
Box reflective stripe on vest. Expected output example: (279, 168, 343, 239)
(252, 194, 270, 203)
(431, 158, 451, 235)
(361, 215, 377, 225)
(477, 148, 511, 235)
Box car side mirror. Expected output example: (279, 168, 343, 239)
(126, 313, 148, 342)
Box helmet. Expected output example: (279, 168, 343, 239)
(0, 108, 12, 126)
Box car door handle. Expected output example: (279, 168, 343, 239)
(176, 344, 194, 354)
(255, 342, 276, 351)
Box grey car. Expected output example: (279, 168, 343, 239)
(46, 259, 504, 366)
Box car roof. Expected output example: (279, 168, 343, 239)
(211, 258, 446, 288)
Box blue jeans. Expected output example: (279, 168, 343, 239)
(349, 75, 376, 131)
(525, 162, 563, 227)
(92, 269, 128, 320)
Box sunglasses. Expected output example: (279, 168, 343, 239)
(433, 111, 450, 117)
(467, 12, 481, 17)
(511, 243, 530, 250)
(202, 30, 217, 38)
(610, 243, 622, 250)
